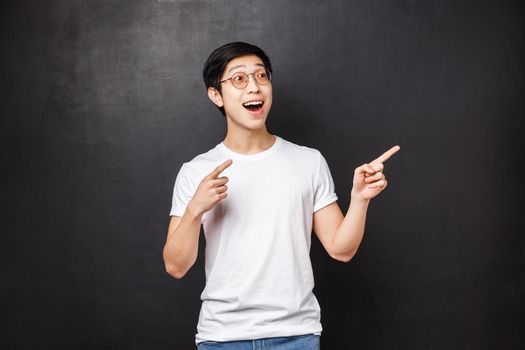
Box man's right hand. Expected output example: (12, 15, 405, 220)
(187, 159, 233, 216)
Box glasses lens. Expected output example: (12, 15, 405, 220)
(254, 69, 271, 85)
(228, 69, 271, 89)
(231, 72, 248, 89)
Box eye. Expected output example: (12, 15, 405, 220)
(256, 70, 268, 79)
(232, 73, 247, 83)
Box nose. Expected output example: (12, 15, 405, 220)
(246, 73, 261, 93)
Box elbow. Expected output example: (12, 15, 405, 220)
(329, 240, 361, 262)
(333, 254, 354, 263)
(330, 249, 357, 263)
(164, 252, 190, 279)
(165, 263, 187, 279)
(163, 246, 192, 279)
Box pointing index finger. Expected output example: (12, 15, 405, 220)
(207, 159, 233, 179)
(372, 145, 401, 164)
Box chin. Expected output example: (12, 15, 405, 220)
(226, 112, 269, 130)
(245, 119, 268, 130)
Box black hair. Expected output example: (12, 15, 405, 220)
(203, 42, 272, 116)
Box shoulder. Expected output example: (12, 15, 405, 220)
(179, 144, 225, 180)
(279, 137, 324, 163)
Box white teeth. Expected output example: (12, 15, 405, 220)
(243, 101, 263, 107)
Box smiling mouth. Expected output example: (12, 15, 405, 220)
(242, 101, 264, 112)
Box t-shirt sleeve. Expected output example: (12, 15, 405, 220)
(169, 164, 194, 217)
(313, 152, 338, 212)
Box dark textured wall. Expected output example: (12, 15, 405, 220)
(1, 0, 523, 349)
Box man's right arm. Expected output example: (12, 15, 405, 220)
(163, 159, 232, 279)
(163, 208, 203, 279)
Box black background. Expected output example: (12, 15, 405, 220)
(1, 0, 524, 349)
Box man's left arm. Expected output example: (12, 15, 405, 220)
(313, 146, 400, 262)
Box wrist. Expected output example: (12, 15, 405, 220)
(186, 201, 205, 221)
(350, 190, 371, 206)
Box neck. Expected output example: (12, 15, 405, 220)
(223, 127, 275, 155)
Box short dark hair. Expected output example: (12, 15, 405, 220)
(203, 42, 272, 115)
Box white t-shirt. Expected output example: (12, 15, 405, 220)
(170, 136, 338, 343)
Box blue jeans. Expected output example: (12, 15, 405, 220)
(197, 334, 320, 350)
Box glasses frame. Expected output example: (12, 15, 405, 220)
(219, 68, 272, 90)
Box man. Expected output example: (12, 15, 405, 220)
(163, 42, 399, 349)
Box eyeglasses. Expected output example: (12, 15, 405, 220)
(219, 68, 272, 89)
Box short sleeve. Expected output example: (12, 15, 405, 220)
(169, 164, 195, 217)
(313, 152, 338, 212)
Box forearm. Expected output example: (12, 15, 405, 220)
(315, 146, 399, 262)
(163, 205, 203, 279)
(164, 159, 232, 278)
(332, 195, 370, 261)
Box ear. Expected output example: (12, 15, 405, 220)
(208, 87, 224, 107)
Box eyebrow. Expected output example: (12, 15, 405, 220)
(227, 63, 265, 74)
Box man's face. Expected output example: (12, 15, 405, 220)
(208, 54, 273, 132)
